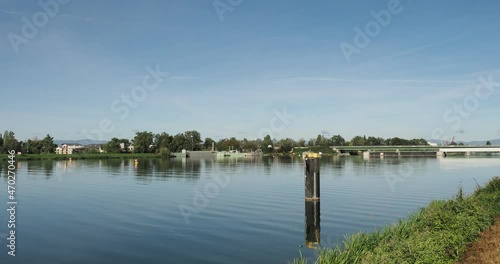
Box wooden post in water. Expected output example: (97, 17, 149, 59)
(305, 200, 320, 248)
(304, 153, 320, 201)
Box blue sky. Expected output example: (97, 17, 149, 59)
(1, 0, 499, 142)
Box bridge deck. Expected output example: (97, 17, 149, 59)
(439, 148, 500, 153)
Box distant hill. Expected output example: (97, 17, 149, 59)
(427, 139, 500, 146)
(54, 139, 107, 146)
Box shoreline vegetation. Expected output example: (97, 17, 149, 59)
(292, 177, 500, 264)
(0, 153, 170, 161)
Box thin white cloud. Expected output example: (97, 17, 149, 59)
(0, 8, 24, 15)
(170, 76, 198, 80)
(278, 77, 469, 84)
(59, 13, 163, 28)
(463, 69, 500, 78)
(377, 36, 463, 60)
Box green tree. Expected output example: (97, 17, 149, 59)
(40, 134, 57, 154)
(2, 130, 18, 153)
(366, 136, 384, 146)
(218, 137, 240, 151)
(307, 138, 315, 146)
(159, 147, 171, 158)
(154, 132, 172, 153)
(240, 138, 258, 152)
(83, 145, 100, 154)
(24, 138, 41, 154)
(133, 131, 154, 153)
(184, 130, 202, 151)
(351, 135, 366, 146)
(331, 135, 346, 146)
(261, 135, 273, 153)
(297, 138, 306, 147)
(486, 141, 492, 146)
(316, 134, 330, 147)
(279, 138, 295, 153)
(203, 137, 215, 150)
(170, 133, 189, 152)
(104, 138, 122, 153)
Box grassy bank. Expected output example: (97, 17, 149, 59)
(0, 153, 174, 160)
(292, 177, 500, 264)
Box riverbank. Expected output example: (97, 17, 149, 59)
(292, 177, 500, 264)
(0, 153, 174, 160)
(457, 216, 500, 263)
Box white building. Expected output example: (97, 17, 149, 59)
(428, 142, 438, 147)
(55, 144, 85, 154)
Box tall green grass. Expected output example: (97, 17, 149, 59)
(292, 177, 500, 264)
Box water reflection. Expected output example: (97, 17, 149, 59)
(133, 158, 203, 182)
(26, 160, 55, 178)
(305, 201, 320, 249)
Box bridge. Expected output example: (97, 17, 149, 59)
(329, 146, 500, 157)
(438, 147, 500, 156)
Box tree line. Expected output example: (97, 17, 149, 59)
(4, 129, 492, 155)
(0, 131, 57, 154)
(100, 131, 432, 154)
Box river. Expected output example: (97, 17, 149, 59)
(0, 156, 499, 263)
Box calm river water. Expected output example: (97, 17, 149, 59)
(1, 156, 499, 263)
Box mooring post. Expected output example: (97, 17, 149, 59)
(304, 153, 320, 201)
(305, 200, 320, 248)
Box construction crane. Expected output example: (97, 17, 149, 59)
(446, 136, 456, 146)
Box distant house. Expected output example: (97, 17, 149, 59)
(427, 142, 438, 147)
(55, 144, 85, 154)
(85, 144, 105, 153)
(119, 143, 134, 152)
